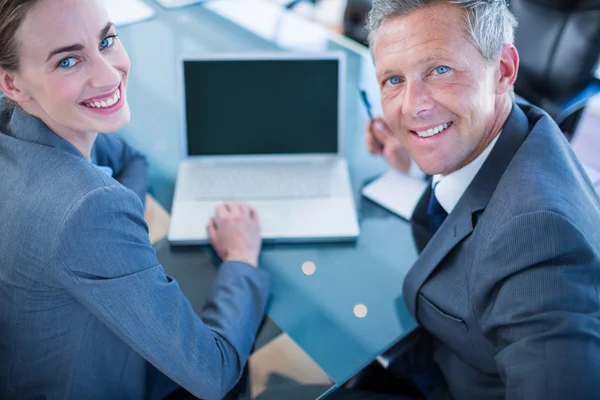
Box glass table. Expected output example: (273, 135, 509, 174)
(117, 1, 419, 397)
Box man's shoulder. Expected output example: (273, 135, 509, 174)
(494, 108, 600, 225)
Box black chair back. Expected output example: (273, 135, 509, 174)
(510, 0, 600, 119)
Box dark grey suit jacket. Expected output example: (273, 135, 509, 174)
(400, 103, 600, 399)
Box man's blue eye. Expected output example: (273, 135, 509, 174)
(58, 57, 77, 69)
(100, 36, 115, 50)
(386, 77, 402, 86)
(433, 66, 450, 75)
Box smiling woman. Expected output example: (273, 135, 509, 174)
(0, 0, 131, 158)
(0, 1, 270, 399)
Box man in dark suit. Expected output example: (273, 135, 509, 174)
(362, 0, 600, 398)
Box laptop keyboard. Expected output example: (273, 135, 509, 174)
(191, 163, 333, 200)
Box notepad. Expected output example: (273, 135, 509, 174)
(362, 170, 428, 220)
(583, 163, 600, 186)
(104, 0, 155, 26)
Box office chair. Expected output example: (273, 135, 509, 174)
(342, 0, 600, 136)
(510, 0, 600, 136)
(343, 0, 372, 46)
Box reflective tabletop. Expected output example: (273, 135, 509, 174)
(117, 0, 419, 397)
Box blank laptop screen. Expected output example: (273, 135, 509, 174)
(183, 57, 339, 156)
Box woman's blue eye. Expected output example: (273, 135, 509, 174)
(100, 36, 115, 50)
(385, 76, 402, 86)
(433, 66, 450, 75)
(58, 57, 77, 69)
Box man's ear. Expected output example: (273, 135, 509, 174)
(0, 69, 30, 103)
(495, 43, 519, 95)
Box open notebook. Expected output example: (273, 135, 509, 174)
(362, 170, 428, 220)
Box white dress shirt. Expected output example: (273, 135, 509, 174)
(432, 132, 502, 214)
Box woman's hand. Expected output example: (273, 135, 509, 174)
(207, 201, 262, 267)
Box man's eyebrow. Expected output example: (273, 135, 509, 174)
(379, 68, 394, 77)
(415, 54, 451, 65)
(45, 22, 114, 62)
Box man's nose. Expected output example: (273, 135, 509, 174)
(401, 79, 434, 118)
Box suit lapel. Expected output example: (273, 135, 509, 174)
(404, 197, 475, 316)
(404, 103, 532, 317)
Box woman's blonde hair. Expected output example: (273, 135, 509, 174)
(0, 0, 40, 109)
(0, 0, 41, 71)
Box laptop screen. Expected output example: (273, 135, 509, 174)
(183, 56, 340, 156)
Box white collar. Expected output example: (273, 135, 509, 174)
(432, 131, 501, 214)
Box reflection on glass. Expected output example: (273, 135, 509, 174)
(302, 261, 317, 276)
(249, 334, 335, 400)
(353, 304, 368, 318)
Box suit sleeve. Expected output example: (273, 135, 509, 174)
(55, 185, 271, 400)
(93, 134, 148, 204)
(476, 210, 600, 400)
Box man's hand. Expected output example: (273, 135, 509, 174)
(365, 117, 411, 173)
(207, 201, 261, 267)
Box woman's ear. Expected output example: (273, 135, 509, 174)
(0, 69, 30, 103)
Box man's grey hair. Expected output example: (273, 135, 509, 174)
(367, 0, 518, 62)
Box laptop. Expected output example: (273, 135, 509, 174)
(168, 53, 360, 245)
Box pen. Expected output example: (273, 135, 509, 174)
(359, 89, 375, 122)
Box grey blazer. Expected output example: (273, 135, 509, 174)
(90, 131, 148, 204)
(0, 99, 270, 400)
(397, 103, 600, 399)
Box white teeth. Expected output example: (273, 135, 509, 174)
(415, 122, 450, 138)
(83, 88, 121, 109)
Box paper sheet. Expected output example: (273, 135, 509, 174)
(104, 0, 155, 26)
(571, 95, 600, 171)
(583, 163, 600, 186)
(362, 170, 428, 220)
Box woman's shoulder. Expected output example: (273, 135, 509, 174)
(47, 154, 142, 218)
(0, 142, 145, 274)
(35, 145, 121, 198)
(2, 141, 142, 230)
